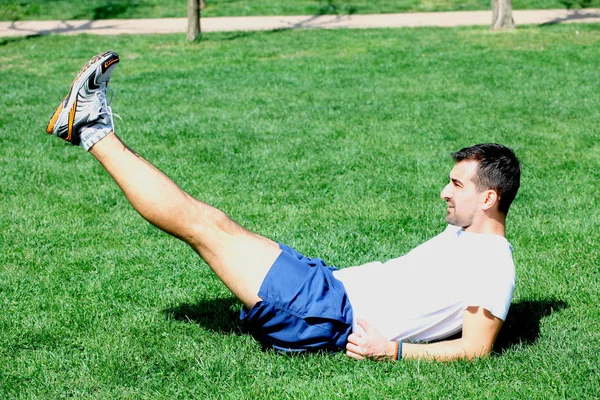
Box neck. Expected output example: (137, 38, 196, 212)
(463, 212, 507, 237)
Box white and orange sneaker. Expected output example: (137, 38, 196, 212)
(46, 50, 120, 150)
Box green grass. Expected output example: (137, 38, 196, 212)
(1, 0, 600, 21)
(1, 24, 600, 398)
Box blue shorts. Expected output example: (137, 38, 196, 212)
(240, 243, 353, 353)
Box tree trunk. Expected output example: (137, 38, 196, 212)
(491, 0, 515, 31)
(200, 0, 206, 9)
(187, 0, 201, 41)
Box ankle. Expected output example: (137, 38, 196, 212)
(87, 130, 118, 154)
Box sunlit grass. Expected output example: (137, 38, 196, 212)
(1, 24, 599, 398)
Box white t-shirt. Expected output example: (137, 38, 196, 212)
(332, 225, 515, 342)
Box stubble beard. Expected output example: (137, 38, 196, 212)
(445, 208, 474, 229)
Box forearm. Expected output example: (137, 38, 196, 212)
(400, 307, 502, 361)
(348, 308, 501, 362)
(401, 338, 492, 361)
(358, 337, 491, 362)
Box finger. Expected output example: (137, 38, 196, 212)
(348, 332, 364, 340)
(345, 348, 364, 361)
(346, 342, 365, 356)
(357, 318, 372, 333)
(347, 334, 366, 347)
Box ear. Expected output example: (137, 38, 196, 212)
(481, 189, 498, 211)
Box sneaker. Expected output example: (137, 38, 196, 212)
(46, 50, 120, 149)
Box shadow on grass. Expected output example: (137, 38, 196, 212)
(71, 0, 139, 20)
(93, 1, 138, 20)
(165, 297, 567, 354)
(494, 298, 568, 353)
(317, 0, 358, 15)
(164, 297, 247, 335)
(0, 36, 25, 46)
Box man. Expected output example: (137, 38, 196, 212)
(46, 51, 521, 361)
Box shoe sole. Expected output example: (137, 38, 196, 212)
(46, 51, 120, 143)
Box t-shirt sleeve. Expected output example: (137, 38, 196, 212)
(462, 244, 516, 321)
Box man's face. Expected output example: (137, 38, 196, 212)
(440, 160, 483, 229)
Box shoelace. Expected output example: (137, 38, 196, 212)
(96, 86, 122, 128)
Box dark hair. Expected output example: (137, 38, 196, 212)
(452, 143, 521, 215)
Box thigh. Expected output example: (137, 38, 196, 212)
(189, 213, 282, 309)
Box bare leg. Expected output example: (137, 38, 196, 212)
(89, 132, 281, 309)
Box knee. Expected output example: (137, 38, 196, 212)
(185, 203, 242, 242)
(206, 207, 241, 235)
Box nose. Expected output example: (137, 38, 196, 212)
(440, 183, 452, 200)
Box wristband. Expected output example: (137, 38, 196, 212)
(396, 340, 403, 361)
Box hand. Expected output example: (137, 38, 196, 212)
(345, 319, 395, 361)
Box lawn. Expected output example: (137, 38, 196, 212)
(1, 23, 600, 398)
(1, 0, 600, 21)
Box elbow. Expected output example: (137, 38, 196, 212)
(462, 339, 494, 360)
(467, 347, 492, 360)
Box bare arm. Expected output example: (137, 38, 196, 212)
(346, 306, 503, 362)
